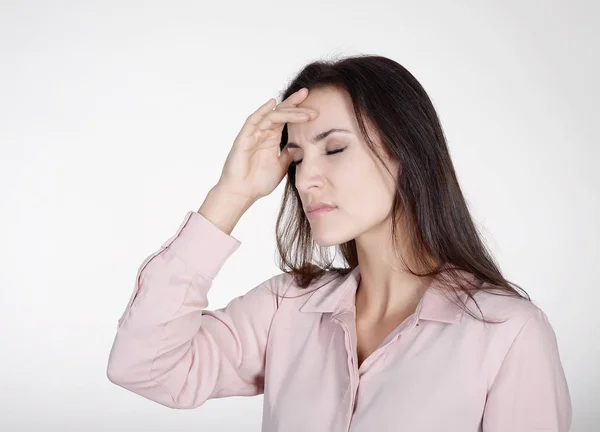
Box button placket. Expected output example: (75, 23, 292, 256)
(332, 310, 359, 432)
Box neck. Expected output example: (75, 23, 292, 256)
(353, 219, 435, 323)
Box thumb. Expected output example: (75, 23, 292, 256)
(278, 147, 295, 170)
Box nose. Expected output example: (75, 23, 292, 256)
(294, 157, 326, 196)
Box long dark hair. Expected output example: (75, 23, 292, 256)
(273, 54, 529, 323)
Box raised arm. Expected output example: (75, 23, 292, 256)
(108, 88, 318, 409)
(106, 203, 283, 408)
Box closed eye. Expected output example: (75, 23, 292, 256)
(290, 147, 346, 166)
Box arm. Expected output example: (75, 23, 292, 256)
(106, 207, 279, 409)
(482, 308, 572, 431)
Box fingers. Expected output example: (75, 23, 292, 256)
(238, 88, 315, 138)
(236, 98, 276, 139)
(278, 142, 295, 170)
(245, 98, 277, 127)
(277, 87, 309, 109)
(246, 88, 308, 127)
(257, 107, 317, 131)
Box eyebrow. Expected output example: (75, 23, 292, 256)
(285, 128, 352, 149)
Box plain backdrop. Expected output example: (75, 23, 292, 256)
(1, 1, 598, 431)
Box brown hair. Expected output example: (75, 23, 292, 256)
(273, 54, 530, 323)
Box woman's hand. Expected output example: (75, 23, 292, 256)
(216, 88, 318, 203)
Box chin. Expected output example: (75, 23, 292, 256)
(313, 239, 339, 248)
(312, 231, 354, 248)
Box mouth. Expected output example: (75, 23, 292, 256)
(306, 206, 336, 220)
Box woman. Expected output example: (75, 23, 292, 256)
(107, 55, 572, 431)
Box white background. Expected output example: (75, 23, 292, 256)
(1, 1, 598, 431)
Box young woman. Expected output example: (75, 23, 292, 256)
(107, 55, 572, 431)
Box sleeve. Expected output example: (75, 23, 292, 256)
(106, 210, 281, 409)
(482, 308, 572, 431)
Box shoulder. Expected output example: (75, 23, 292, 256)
(252, 271, 314, 300)
(468, 286, 543, 324)
(261, 271, 306, 297)
(464, 287, 569, 406)
(259, 269, 346, 309)
(464, 286, 560, 356)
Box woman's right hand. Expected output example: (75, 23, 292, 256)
(216, 88, 319, 203)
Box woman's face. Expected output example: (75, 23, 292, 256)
(285, 86, 399, 247)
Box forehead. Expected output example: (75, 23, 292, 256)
(296, 86, 352, 112)
(286, 86, 357, 141)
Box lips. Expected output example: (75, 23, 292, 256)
(306, 204, 337, 220)
(306, 203, 336, 213)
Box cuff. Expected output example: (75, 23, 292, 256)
(162, 211, 242, 279)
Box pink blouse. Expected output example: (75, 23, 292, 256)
(107, 210, 572, 431)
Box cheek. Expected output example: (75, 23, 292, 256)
(340, 163, 392, 210)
